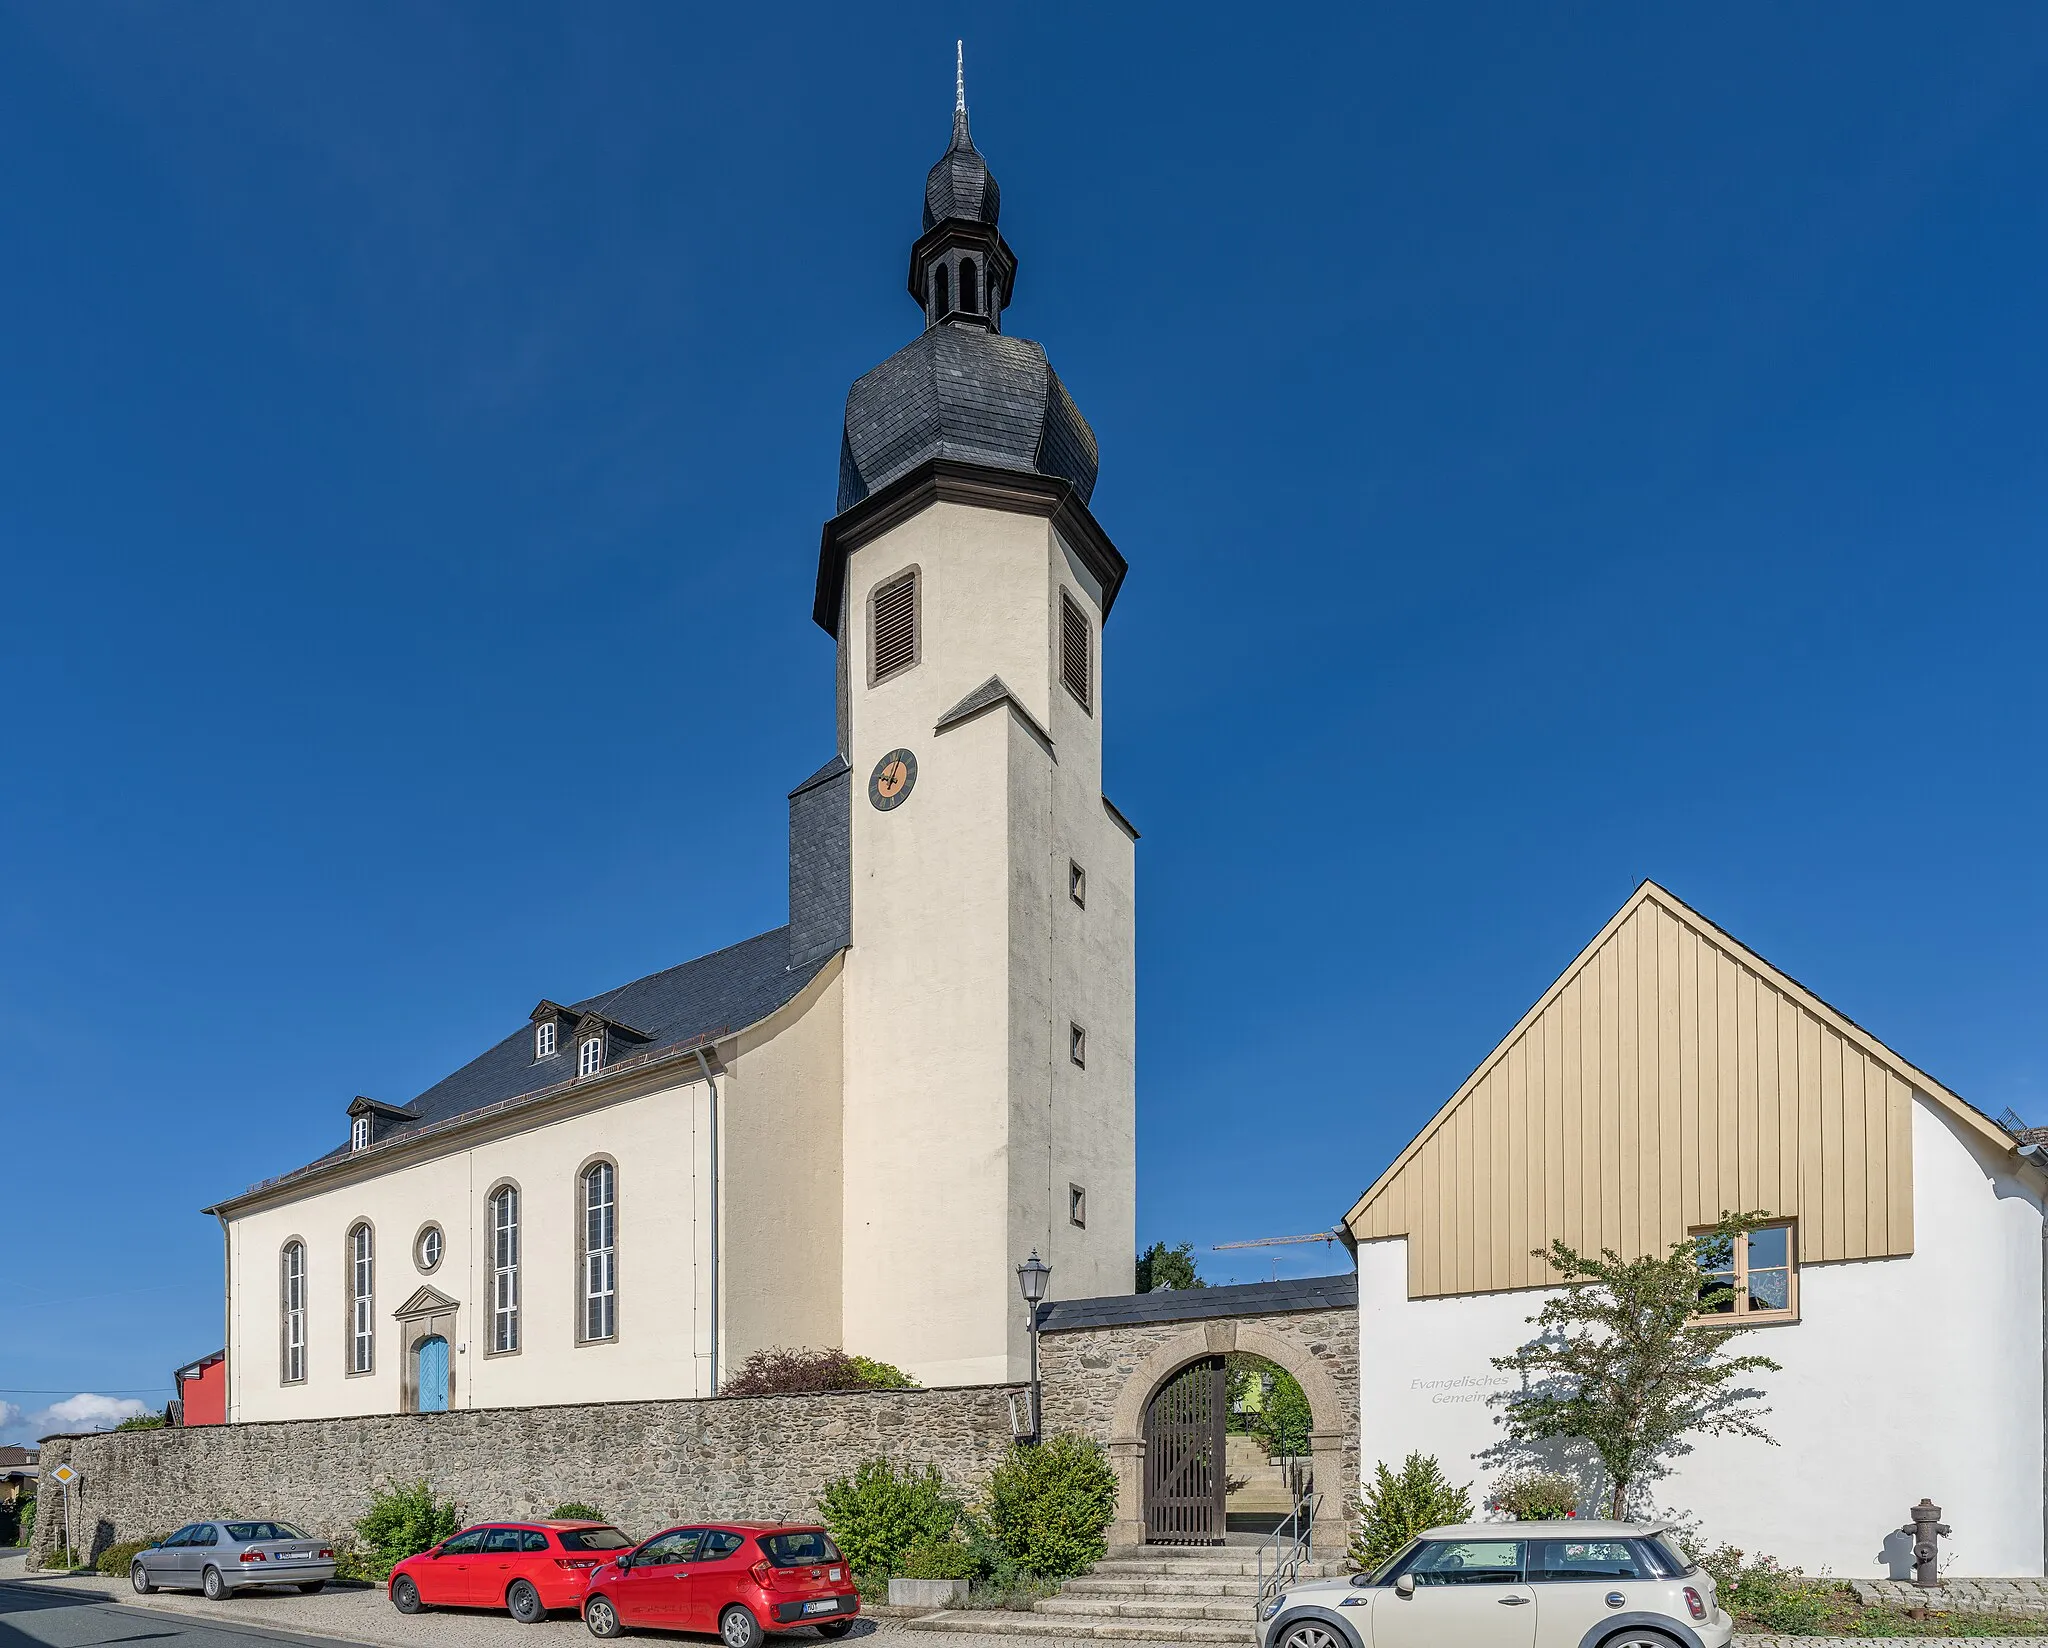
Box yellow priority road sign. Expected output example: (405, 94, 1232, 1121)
(48, 1464, 77, 1484)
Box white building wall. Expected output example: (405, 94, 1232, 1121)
(1359, 1095, 2045, 1577)
(226, 1076, 715, 1421)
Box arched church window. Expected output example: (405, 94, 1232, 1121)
(535, 1020, 556, 1060)
(280, 1240, 306, 1385)
(488, 1184, 521, 1353)
(580, 1160, 617, 1343)
(959, 258, 979, 313)
(347, 1221, 374, 1374)
(579, 1035, 604, 1077)
(351, 1114, 370, 1152)
(932, 264, 950, 317)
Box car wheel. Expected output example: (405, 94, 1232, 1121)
(130, 1562, 156, 1595)
(816, 1622, 855, 1639)
(720, 1604, 763, 1648)
(508, 1579, 547, 1624)
(1600, 1631, 1686, 1648)
(1279, 1626, 1344, 1648)
(392, 1576, 425, 1614)
(202, 1566, 229, 1601)
(585, 1595, 627, 1639)
(298, 1582, 326, 1595)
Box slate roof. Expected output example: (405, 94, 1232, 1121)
(838, 325, 1098, 513)
(1035, 1273, 1358, 1333)
(925, 107, 999, 230)
(280, 928, 836, 1182)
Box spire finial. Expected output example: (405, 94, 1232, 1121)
(955, 40, 966, 115)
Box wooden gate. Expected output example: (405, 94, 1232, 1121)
(1142, 1355, 1227, 1545)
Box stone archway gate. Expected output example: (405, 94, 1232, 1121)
(1035, 1274, 1358, 1557)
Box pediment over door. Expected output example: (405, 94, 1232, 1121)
(392, 1284, 460, 1320)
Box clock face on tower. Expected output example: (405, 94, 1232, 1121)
(869, 748, 918, 811)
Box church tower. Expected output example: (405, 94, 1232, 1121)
(818, 55, 1137, 1385)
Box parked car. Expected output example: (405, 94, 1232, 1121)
(1260, 1521, 1732, 1648)
(129, 1520, 337, 1601)
(581, 1524, 859, 1646)
(389, 1520, 635, 1622)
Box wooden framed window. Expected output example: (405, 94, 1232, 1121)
(1069, 861, 1086, 908)
(1059, 590, 1091, 712)
(579, 1035, 603, 1078)
(489, 1184, 521, 1353)
(1695, 1219, 1798, 1322)
(1070, 1023, 1086, 1068)
(580, 1160, 618, 1343)
(280, 1241, 306, 1384)
(347, 1222, 375, 1374)
(535, 1021, 556, 1060)
(350, 1115, 371, 1152)
(870, 568, 919, 684)
(1069, 1184, 1087, 1228)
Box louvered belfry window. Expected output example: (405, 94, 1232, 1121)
(871, 568, 919, 683)
(1060, 590, 1092, 712)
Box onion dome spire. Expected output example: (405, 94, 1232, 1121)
(924, 41, 1000, 231)
(911, 42, 1014, 331)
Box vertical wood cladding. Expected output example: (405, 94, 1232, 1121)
(1345, 885, 1979, 1298)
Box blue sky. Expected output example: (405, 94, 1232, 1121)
(4, 3, 2046, 1434)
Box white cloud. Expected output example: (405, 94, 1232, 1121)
(0, 1393, 149, 1447)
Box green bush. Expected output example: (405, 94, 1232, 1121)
(1698, 1546, 1836, 1635)
(354, 1480, 463, 1581)
(846, 1356, 916, 1390)
(1350, 1452, 1472, 1573)
(981, 1435, 1117, 1581)
(723, 1347, 921, 1396)
(1487, 1469, 1579, 1521)
(97, 1537, 168, 1577)
(898, 1536, 977, 1581)
(114, 1414, 167, 1432)
(551, 1503, 603, 1521)
(39, 1546, 80, 1571)
(818, 1459, 960, 1580)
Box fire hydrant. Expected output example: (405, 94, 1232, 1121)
(1901, 1499, 1951, 1588)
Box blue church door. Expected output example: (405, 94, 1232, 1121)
(416, 1336, 449, 1413)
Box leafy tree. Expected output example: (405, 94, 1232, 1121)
(1489, 1211, 1783, 1517)
(1351, 1453, 1472, 1572)
(818, 1459, 960, 1579)
(114, 1413, 167, 1432)
(355, 1480, 463, 1579)
(1135, 1241, 1205, 1292)
(981, 1434, 1118, 1580)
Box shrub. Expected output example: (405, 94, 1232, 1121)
(40, 1546, 80, 1571)
(1351, 1452, 1472, 1573)
(818, 1459, 960, 1580)
(329, 1535, 379, 1583)
(1488, 1469, 1579, 1521)
(114, 1414, 167, 1432)
(723, 1347, 920, 1396)
(1698, 1545, 1836, 1635)
(551, 1503, 603, 1521)
(898, 1536, 977, 1581)
(97, 1537, 168, 1577)
(355, 1480, 462, 1581)
(981, 1435, 1117, 1581)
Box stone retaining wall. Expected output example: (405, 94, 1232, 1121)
(29, 1383, 1027, 1570)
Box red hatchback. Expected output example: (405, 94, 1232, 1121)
(582, 1524, 858, 1647)
(389, 1520, 635, 1622)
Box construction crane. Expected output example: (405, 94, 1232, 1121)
(1211, 1230, 1342, 1281)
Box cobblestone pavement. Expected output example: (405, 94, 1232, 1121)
(0, 1572, 1191, 1648)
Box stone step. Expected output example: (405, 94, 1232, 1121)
(1063, 1577, 1272, 1598)
(900, 1609, 1253, 1642)
(1091, 1558, 1339, 1580)
(1037, 1596, 1257, 1621)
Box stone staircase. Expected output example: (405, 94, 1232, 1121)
(901, 1545, 1344, 1642)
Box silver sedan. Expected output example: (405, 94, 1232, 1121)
(130, 1520, 338, 1600)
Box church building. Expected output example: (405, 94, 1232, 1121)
(206, 76, 1137, 1421)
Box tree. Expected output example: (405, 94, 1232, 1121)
(1135, 1241, 1205, 1292)
(1489, 1211, 1783, 1517)
(1350, 1453, 1472, 1572)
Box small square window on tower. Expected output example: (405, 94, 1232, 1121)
(1069, 860, 1086, 908)
(1070, 1023, 1086, 1068)
(870, 568, 920, 685)
(1068, 1184, 1087, 1228)
(1059, 590, 1092, 713)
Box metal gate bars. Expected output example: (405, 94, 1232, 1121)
(1143, 1355, 1227, 1545)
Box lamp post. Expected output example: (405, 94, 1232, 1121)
(1015, 1249, 1052, 1443)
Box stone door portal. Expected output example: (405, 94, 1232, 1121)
(1142, 1356, 1227, 1545)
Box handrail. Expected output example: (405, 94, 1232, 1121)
(1256, 1483, 1321, 1613)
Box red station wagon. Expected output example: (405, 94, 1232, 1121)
(582, 1524, 859, 1647)
(388, 1520, 635, 1622)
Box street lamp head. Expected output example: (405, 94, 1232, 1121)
(1016, 1249, 1052, 1305)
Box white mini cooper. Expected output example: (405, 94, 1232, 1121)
(1261, 1522, 1732, 1648)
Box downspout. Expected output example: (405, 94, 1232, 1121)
(215, 1210, 231, 1423)
(694, 1046, 720, 1396)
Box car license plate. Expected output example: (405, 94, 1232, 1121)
(802, 1600, 838, 1615)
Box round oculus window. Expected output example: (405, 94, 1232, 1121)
(415, 1224, 444, 1273)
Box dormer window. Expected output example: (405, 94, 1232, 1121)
(536, 1021, 557, 1061)
(351, 1115, 371, 1152)
(579, 1036, 604, 1078)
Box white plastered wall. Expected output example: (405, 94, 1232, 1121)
(225, 1076, 715, 1421)
(838, 500, 1137, 1386)
(1357, 1094, 2046, 1576)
